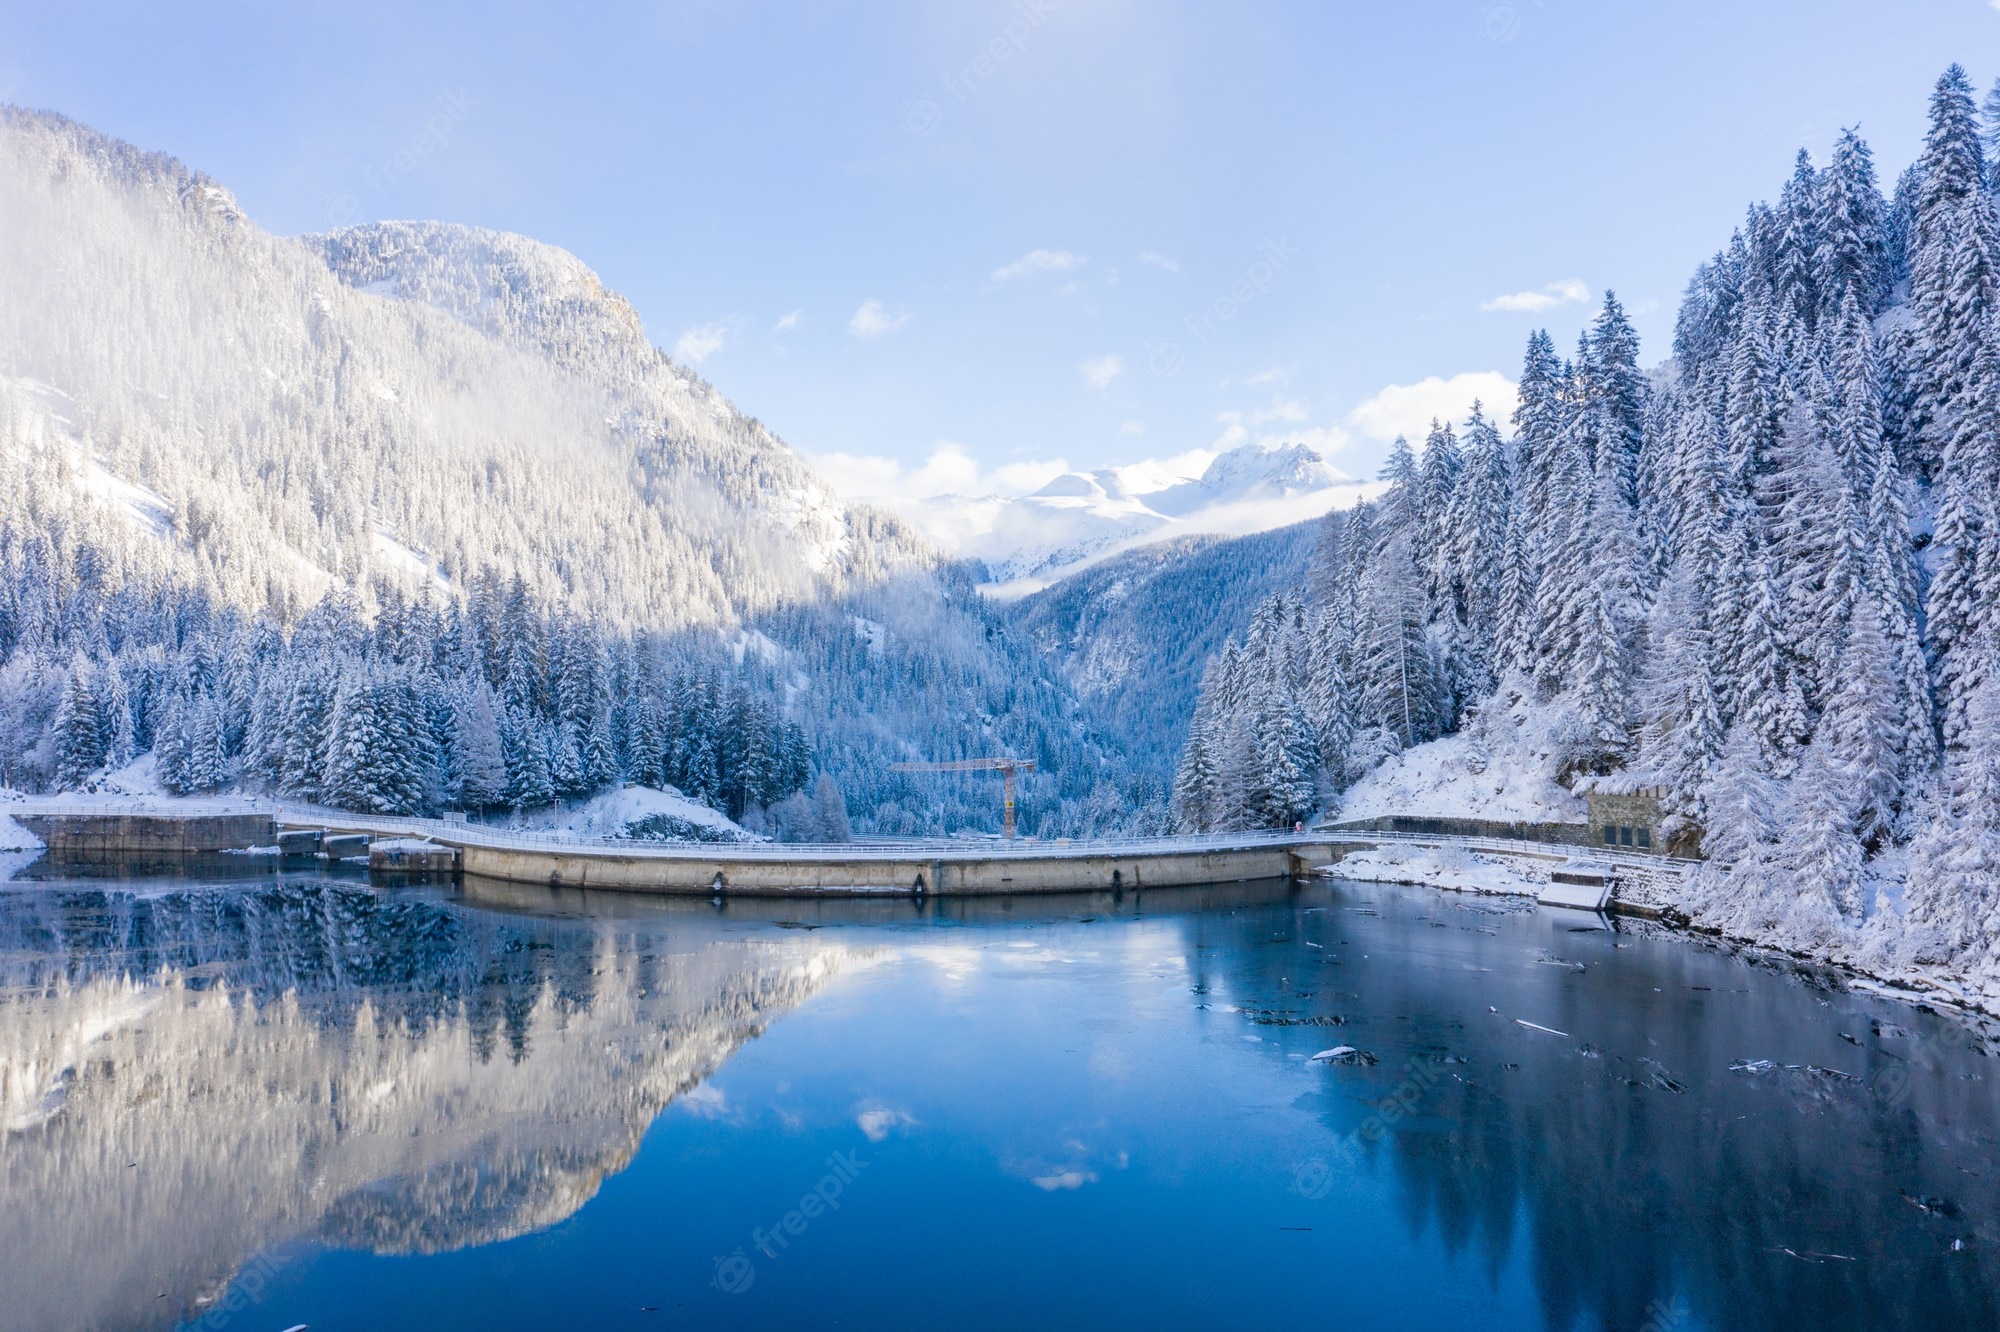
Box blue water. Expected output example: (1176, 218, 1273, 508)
(2, 871, 1994, 1330)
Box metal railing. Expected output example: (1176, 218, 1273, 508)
(1330, 828, 1695, 876)
(255, 802, 1320, 862)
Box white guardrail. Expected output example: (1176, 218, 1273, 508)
(7, 799, 1696, 876)
(1339, 828, 1697, 875)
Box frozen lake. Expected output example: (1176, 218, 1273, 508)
(2, 869, 1995, 1330)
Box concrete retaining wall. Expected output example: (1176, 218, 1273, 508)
(19, 812, 274, 859)
(455, 841, 1339, 896)
(1326, 815, 1593, 848)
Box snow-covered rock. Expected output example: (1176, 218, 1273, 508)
(520, 785, 756, 843)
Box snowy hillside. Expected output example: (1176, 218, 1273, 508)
(1333, 687, 1589, 826)
(0, 105, 1135, 836)
(873, 440, 1376, 591)
(0, 107, 925, 630)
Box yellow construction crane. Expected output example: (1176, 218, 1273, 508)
(890, 757, 1039, 839)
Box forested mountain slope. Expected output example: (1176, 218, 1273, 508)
(0, 107, 1130, 833)
(1007, 521, 1317, 777)
(0, 107, 914, 626)
(1175, 66, 2000, 994)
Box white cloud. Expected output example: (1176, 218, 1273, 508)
(1081, 354, 1123, 390)
(673, 322, 727, 364)
(849, 298, 911, 339)
(772, 309, 802, 333)
(1157, 446, 1219, 477)
(1245, 364, 1292, 387)
(1345, 372, 1518, 443)
(856, 1107, 918, 1143)
(1031, 1170, 1099, 1191)
(805, 442, 1069, 504)
(990, 458, 1070, 493)
(1480, 278, 1591, 314)
(992, 248, 1086, 283)
(1119, 420, 1145, 436)
(1138, 251, 1180, 273)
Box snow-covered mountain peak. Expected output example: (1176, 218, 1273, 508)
(1147, 440, 1351, 518)
(1200, 439, 1345, 492)
(865, 437, 1374, 592)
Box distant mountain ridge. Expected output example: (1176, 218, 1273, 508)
(871, 439, 1373, 592)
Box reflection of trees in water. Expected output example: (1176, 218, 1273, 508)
(0, 882, 847, 1332)
(1197, 894, 2000, 1332)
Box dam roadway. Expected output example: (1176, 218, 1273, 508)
(14, 802, 1675, 899)
(278, 808, 1349, 896)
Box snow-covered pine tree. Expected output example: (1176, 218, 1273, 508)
(51, 660, 104, 790)
(1815, 128, 1893, 320)
(1786, 741, 1866, 924)
(452, 680, 508, 810)
(1906, 64, 1994, 482)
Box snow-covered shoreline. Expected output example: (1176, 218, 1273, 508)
(1318, 836, 2000, 1025)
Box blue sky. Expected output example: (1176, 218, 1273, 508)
(3, 1, 1996, 499)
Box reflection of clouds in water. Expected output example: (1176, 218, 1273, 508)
(1006, 1143, 1127, 1195)
(0, 882, 850, 1332)
(903, 920, 1195, 988)
(677, 1083, 732, 1120)
(855, 1106, 918, 1143)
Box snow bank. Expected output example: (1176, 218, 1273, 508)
(24, 754, 253, 811)
(1321, 845, 1547, 898)
(0, 814, 43, 852)
(521, 785, 757, 843)
(1337, 687, 1588, 825)
(370, 837, 446, 854)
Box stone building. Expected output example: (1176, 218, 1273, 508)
(1574, 776, 1667, 854)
